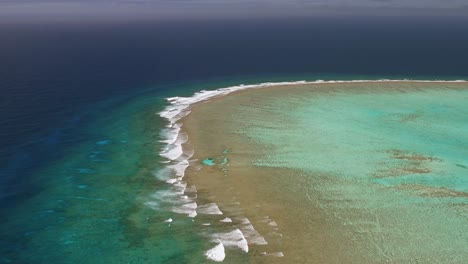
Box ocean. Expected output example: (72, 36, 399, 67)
(1, 17, 467, 263)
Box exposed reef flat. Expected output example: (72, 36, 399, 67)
(178, 81, 468, 263)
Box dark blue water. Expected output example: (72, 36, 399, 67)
(1, 17, 467, 262)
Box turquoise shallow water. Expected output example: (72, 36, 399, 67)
(250, 84, 468, 194)
(240, 83, 468, 261)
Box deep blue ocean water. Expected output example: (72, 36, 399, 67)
(1, 17, 467, 262)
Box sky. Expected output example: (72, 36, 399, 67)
(0, 0, 467, 22)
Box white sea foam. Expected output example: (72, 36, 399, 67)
(159, 124, 181, 144)
(170, 160, 190, 177)
(185, 185, 197, 193)
(198, 203, 223, 215)
(155, 160, 190, 184)
(144, 201, 159, 210)
(205, 243, 225, 262)
(240, 218, 268, 245)
(151, 189, 183, 200)
(152, 93, 200, 220)
(268, 221, 278, 227)
(150, 128, 196, 217)
(173, 181, 187, 190)
(261, 216, 278, 227)
(160, 144, 184, 160)
(242, 225, 268, 245)
(212, 229, 249, 253)
(220, 217, 233, 223)
(268, 252, 284, 257)
(172, 202, 198, 217)
(153, 167, 172, 182)
(240, 218, 251, 225)
(189, 210, 198, 218)
(166, 178, 178, 184)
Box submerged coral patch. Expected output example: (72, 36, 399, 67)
(202, 158, 216, 166)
